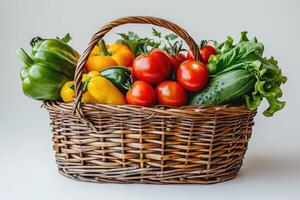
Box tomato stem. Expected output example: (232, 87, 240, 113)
(200, 40, 216, 48)
(139, 43, 149, 54)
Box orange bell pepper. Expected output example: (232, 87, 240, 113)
(85, 39, 134, 72)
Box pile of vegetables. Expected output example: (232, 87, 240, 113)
(192, 32, 287, 116)
(17, 30, 287, 116)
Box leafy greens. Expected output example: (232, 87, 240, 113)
(207, 32, 287, 116)
(117, 28, 183, 57)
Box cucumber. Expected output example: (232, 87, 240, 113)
(190, 69, 256, 105)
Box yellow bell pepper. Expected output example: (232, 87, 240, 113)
(81, 72, 99, 103)
(81, 91, 97, 103)
(87, 71, 126, 105)
(85, 39, 134, 72)
(60, 76, 97, 103)
(60, 81, 75, 103)
(82, 71, 99, 81)
(60, 71, 125, 105)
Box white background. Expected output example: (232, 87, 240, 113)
(1, 0, 299, 199)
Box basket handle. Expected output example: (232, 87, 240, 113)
(73, 16, 200, 117)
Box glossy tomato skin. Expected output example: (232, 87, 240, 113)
(177, 60, 208, 92)
(200, 45, 217, 64)
(126, 81, 156, 107)
(168, 53, 187, 70)
(186, 50, 194, 60)
(133, 49, 172, 85)
(187, 45, 217, 64)
(156, 81, 187, 107)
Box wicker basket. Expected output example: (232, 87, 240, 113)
(43, 16, 257, 184)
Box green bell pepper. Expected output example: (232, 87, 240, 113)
(17, 34, 80, 101)
(100, 66, 133, 93)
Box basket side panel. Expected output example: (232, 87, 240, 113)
(46, 103, 256, 184)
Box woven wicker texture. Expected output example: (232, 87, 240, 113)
(44, 16, 257, 184)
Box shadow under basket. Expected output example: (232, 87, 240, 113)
(44, 101, 256, 184)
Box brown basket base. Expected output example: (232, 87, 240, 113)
(57, 163, 242, 184)
(44, 101, 255, 185)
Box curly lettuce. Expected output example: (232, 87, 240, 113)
(207, 32, 287, 117)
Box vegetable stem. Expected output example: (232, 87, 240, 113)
(16, 48, 35, 66)
(98, 39, 111, 56)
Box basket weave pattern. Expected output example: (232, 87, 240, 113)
(44, 16, 257, 184)
(45, 102, 256, 184)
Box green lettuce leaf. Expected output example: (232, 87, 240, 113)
(208, 32, 264, 74)
(208, 32, 287, 117)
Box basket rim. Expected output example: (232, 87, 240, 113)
(43, 101, 257, 118)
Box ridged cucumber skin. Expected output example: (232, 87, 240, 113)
(190, 69, 256, 105)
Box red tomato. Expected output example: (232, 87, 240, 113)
(126, 81, 156, 107)
(187, 45, 217, 64)
(177, 60, 208, 92)
(156, 81, 187, 107)
(133, 49, 172, 85)
(168, 53, 187, 70)
(187, 50, 196, 61)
